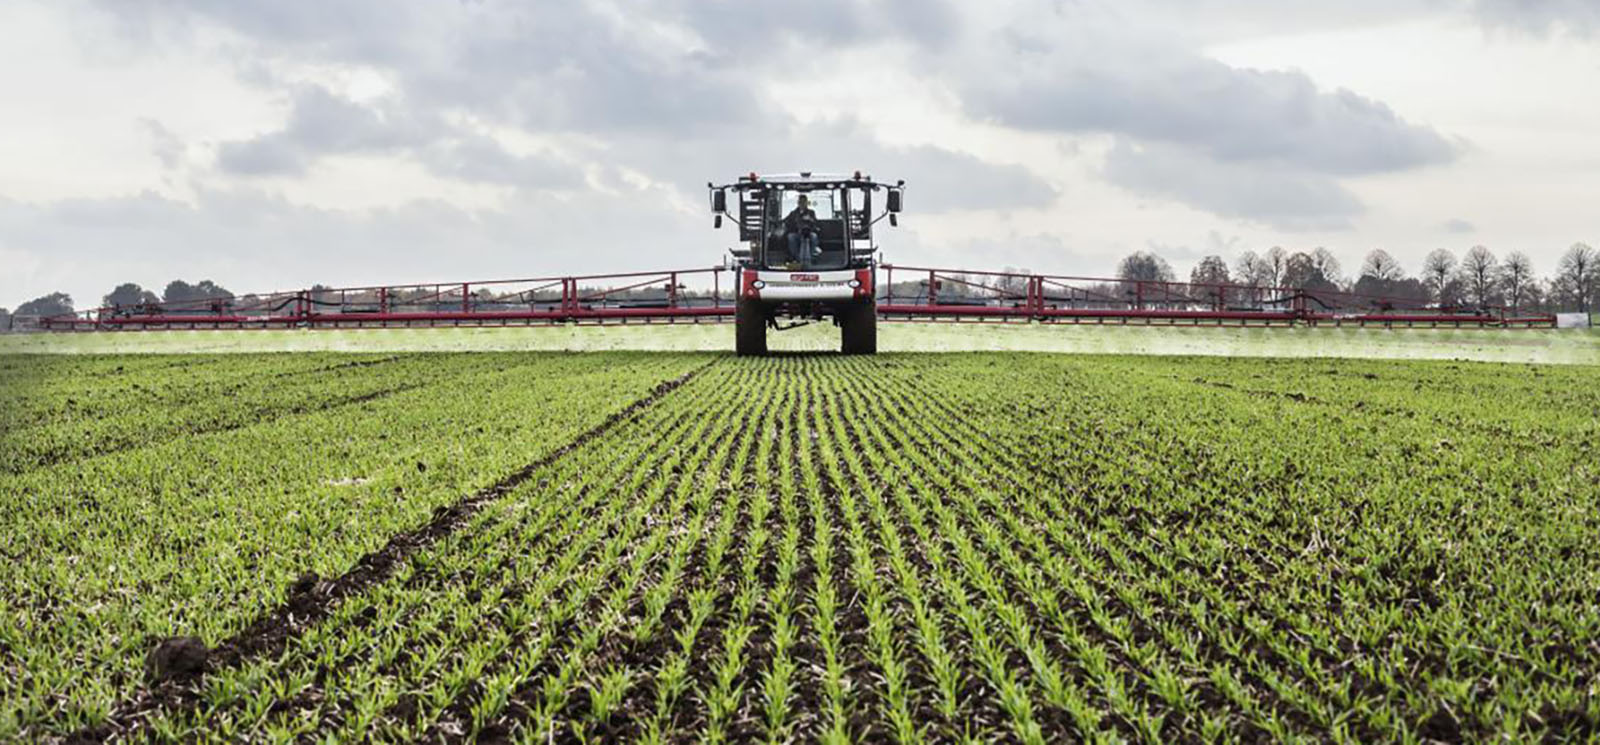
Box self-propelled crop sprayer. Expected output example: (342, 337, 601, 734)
(707, 171, 905, 356)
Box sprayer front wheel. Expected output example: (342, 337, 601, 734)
(736, 299, 768, 356)
(840, 301, 877, 355)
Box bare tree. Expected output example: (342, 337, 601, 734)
(1498, 251, 1535, 312)
(1421, 248, 1458, 305)
(1359, 249, 1405, 283)
(0, 307, 10, 332)
(1263, 246, 1287, 288)
(1234, 250, 1266, 287)
(1459, 245, 1498, 308)
(1234, 247, 1287, 287)
(1189, 255, 1231, 287)
(1117, 251, 1175, 283)
(1310, 247, 1343, 288)
(1554, 242, 1598, 313)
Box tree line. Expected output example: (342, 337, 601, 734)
(1115, 243, 1597, 314)
(3, 280, 236, 330)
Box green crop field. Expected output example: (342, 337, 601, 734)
(3, 352, 1598, 743)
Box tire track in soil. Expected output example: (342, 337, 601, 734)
(64, 361, 715, 745)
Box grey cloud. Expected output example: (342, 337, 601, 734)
(867, 146, 1054, 213)
(972, 38, 1459, 176)
(217, 137, 307, 176)
(672, 0, 958, 53)
(407, 9, 771, 135)
(1442, 218, 1476, 233)
(1103, 139, 1363, 231)
(419, 136, 585, 190)
(215, 86, 585, 189)
(1469, 0, 1600, 35)
(216, 86, 436, 177)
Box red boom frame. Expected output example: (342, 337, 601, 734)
(879, 265, 1555, 328)
(37, 264, 1555, 330)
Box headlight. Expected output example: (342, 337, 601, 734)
(847, 279, 861, 288)
(752, 280, 766, 289)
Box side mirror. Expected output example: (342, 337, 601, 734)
(712, 188, 727, 213)
(886, 188, 902, 213)
(889, 213, 898, 227)
(714, 214, 723, 229)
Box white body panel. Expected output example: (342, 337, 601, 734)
(752, 269, 858, 302)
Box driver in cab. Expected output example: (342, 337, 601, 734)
(784, 194, 821, 268)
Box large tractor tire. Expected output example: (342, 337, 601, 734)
(735, 298, 768, 356)
(840, 300, 877, 355)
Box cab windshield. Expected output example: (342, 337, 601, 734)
(779, 190, 837, 219)
(764, 188, 849, 270)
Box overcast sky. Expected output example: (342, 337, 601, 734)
(2, 0, 1598, 309)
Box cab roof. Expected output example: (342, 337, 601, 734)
(714, 171, 902, 190)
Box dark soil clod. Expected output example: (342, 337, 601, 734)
(144, 636, 210, 686)
(475, 723, 513, 745)
(290, 571, 321, 596)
